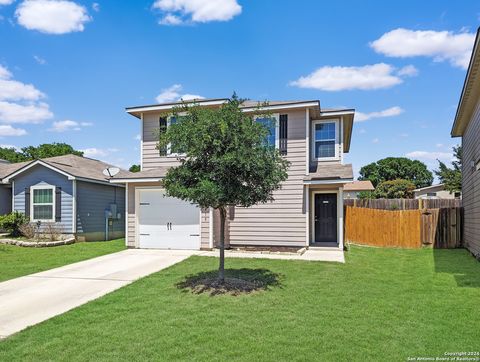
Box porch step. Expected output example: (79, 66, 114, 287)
(309, 243, 342, 251)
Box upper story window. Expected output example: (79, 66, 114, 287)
(255, 115, 279, 148)
(31, 185, 55, 221)
(157, 115, 187, 157)
(312, 119, 339, 160)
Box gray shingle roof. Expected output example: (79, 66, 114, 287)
(112, 167, 168, 180)
(0, 154, 129, 183)
(305, 163, 353, 181)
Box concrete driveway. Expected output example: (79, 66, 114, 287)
(0, 249, 197, 339)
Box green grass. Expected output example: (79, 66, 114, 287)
(0, 239, 125, 282)
(1, 246, 479, 361)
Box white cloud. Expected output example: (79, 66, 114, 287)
(0, 65, 53, 124)
(0, 125, 27, 136)
(153, 0, 241, 25)
(92, 2, 99, 11)
(355, 106, 404, 122)
(33, 55, 46, 64)
(15, 0, 91, 34)
(397, 65, 418, 77)
(0, 78, 45, 101)
(0, 101, 53, 123)
(159, 14, 182, 25)
(0, 65, 11, 79)
(180, 93, 204, 101)
(0, 144, 20, 151)
(49, 119, 92, 132)
(155, 84, 204, 103)
(372, 138, 379, 144)
(290, 63, 405, 91)
(370, 28, 476, 69)
(81, 147, 120, 162)
(81, 147, 108, 158)
(0, 0, 15, 5)
(405, 151, 453, 163)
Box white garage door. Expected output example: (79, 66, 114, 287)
(138, 189, 200, 250)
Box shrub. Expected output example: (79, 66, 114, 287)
(358, 191, 375, 200)
(374, 179, 416, 199)
(0, 212, 29, 237)
(19, 223, 38, 239)
(43, 222, 62, 241)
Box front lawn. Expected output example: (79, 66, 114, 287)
(1, 246, 479, 361)
(0, 238, 125, 282)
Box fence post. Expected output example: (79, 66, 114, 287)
(418, 198, 423, 210)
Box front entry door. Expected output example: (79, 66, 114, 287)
(314, 193, 337, 243)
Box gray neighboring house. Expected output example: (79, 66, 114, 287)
(0, 154, 125, 241)
(413, 184, 459, 200)
(451, 27, 480, 259)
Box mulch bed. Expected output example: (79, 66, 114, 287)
(176, 268, 282, 296)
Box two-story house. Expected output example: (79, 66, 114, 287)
(111, 99, 354, 250)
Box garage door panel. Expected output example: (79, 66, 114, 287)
(138, 189, 200, 250)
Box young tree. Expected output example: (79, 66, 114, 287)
(129, 164, 141, 172)
(158, 95, 289, 282)
(359, 157, 433, 188)
(435, 145, 462, 193)
(373, 179, 416, 199)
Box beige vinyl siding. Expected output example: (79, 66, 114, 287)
(462, 98, 480, 257)
(228, 109, 307, 246)
(142, 113, 181, 169)
(200, 209, 210, 249)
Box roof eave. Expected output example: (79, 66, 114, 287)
(451, 27, 480, 137)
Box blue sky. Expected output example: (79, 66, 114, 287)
(0, 0, 478, 176)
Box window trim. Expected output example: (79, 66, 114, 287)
(30, 185, 56, 222)
(311, 119, 339, 161)
(254, 113, 280, 149)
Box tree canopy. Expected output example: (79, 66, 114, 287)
(129, 164, 141, 173)
(157, 95, 289, 281)
(359, 157, 433, 188)
(373, 179, 416, 199)
(435, 145, 462, 193)
(0, 143, 83, 163)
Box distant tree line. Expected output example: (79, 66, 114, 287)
(357, 147, 461, 199)
(0, 143, 83, 163)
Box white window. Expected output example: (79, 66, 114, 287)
(312, 119, 339, 160)
(254, 114, 279, 148)
(167, 115, 187, 156)
(30, 186, 55, 221)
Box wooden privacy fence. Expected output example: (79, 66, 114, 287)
(344, 198, 462, 210)
(345, 205, 463, 249)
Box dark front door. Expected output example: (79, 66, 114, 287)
(314, 193, 337, 243)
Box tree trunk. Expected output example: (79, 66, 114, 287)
(218, 206, 227, 283)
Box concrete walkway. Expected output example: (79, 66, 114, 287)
(0, 249, 196, 339)
(197, 248, 345, 263)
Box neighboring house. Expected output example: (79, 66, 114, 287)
(0, 154, 125, 241)
(451, 27, 480, 259)
(111, 99, 355, 250)
(413, 184, 459, 200)
(343, 180, 374, 199)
